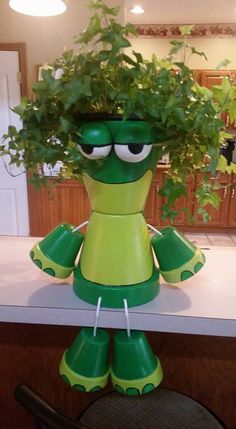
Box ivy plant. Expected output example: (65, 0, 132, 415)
(1, 0, 236, 220)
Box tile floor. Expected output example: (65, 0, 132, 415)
(185, 232, 236, 247)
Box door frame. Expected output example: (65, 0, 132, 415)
(0, 42, 27, 96)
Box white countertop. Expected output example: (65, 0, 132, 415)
(0, 236, 236, 337)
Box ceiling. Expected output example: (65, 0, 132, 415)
(124, 0, 236, 24)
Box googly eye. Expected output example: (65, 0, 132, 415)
(114, 144, 152, 163)
(78, 144, 112, 160)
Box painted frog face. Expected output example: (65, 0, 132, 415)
(75, 121, 161, 214)
(76, 121, 161, 184)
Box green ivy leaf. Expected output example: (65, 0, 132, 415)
(132, 51, 143, 64)
(215, 59, 231, 70)
(75, 13, 101, 44)
(64, 76, 92, 109)
(168, 40, 185, 56)
(12, 97, 29, 117)
(60, 116, 73, 133)
(89, 0, 120, 17)
(196, 207, 211, 223)
(190, 46, 207, 61)
(179, 25, 194, 35)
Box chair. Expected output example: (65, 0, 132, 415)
(14, 384, 89, 429)
(15, 384, 227, 429)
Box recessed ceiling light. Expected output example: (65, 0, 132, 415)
(130, 5, 145, 14)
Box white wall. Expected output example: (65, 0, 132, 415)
(0, 0, 124, 92)
(0, 0, 235, 90)
(129, 37, 236, 69)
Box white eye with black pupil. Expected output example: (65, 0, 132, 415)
(78, 144, 111, 160)
(114, 144, 152, 163)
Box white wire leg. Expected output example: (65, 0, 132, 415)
(123, 298, 131, 337)
(93, 296, 102, 337)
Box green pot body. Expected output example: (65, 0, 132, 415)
(73, 120, 162, 307)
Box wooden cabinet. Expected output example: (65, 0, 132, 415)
(228, 174, 236, 227)
(28, 168, 236, 236)
(199, 69, 234, 87)
(156, 169, 195, 227)
(199, 69, 236, 131)
(148, 169, 236, 231)
(143, 180, 159, 225)
(192, 173, 231, 227)
(145, 168, 195, 228)
(28, 180, 91, 236)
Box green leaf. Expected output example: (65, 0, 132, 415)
(166, 95, 177, 109)
(179, 25, 194, 35)
(75, 13, 101, 44)
(60, 116, 73, 133)
(229, 102, 236, 123)
(190, 46, 207, 61)
(64, 76, 92, 109)
(122, 54, 138, 67)
(132, 51, 143, 64)
(174, 107, 185, 123)
(32, 80, 49, 94)
(89, 0, 120, 17)
(12, 97, 29, 117)
(191, 82, 212, 99)
(125, 23, 137, 37)
(168, 40, 185, 56)
(196, 207, 211, 223)
(158, 177, 186, 205)
(215, 59, 231, 70)
(3, 125, 17, 140)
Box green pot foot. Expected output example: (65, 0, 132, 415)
(59, 352, 110, 392)
(111, 357, 163, 396)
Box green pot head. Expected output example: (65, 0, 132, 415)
(76, 120, 161, 184)
(74, 120, 162, 214)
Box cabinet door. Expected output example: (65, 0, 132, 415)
(28, 180, 91, 236)
(200, 70, 236, 131)
(228, 175, 236, 227)
(200, 70, 234, 87)
(155, 169, 195, 227)
(192, 173, 231, 227)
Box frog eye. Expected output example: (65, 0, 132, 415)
(114, 144, 152, 163)
(78, 144, 112, 160)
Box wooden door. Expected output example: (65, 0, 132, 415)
(0, 48, 29, 235)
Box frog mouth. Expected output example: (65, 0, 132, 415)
(82, 170, 153, 215)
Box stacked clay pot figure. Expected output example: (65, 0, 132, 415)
(30, 120, 205, 395)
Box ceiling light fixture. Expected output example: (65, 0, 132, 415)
(9, 0, 67, 17)
(130, 5, 145, 14)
